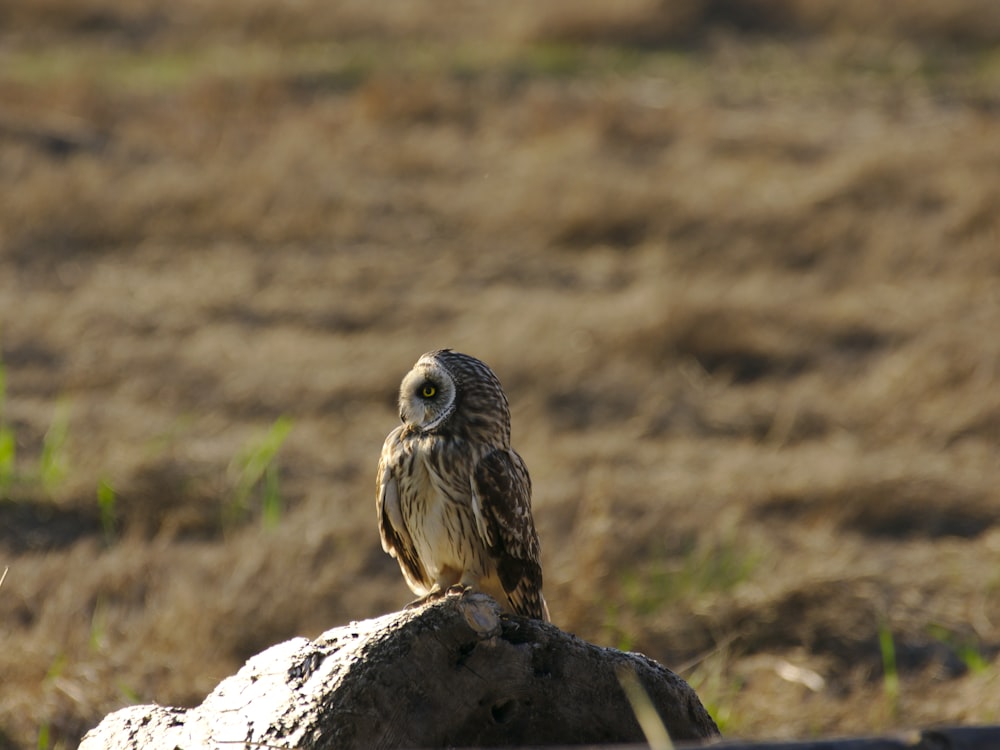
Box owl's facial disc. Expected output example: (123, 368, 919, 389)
(398, 360, 456, 431)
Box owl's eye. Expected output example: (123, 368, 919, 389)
(420, 383, 437, 399)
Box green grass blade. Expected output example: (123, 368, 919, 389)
(879, 621, 899, 717)
(227, 416, 293, 528)
(97, 478, 118, 544)
(39, 400, 71, 494)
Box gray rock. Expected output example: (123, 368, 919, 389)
(80, 593, 720, 749)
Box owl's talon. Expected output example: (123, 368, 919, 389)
(404, 587, 444, 610)
(446, 584, 472, 597)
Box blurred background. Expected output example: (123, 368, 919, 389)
(2, 1, 1000, 747)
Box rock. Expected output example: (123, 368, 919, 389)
(80, 593, 720, 749)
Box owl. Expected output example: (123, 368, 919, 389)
(376, 349, 550, 621)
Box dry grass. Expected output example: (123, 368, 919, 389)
(2, 3, 1000, 748)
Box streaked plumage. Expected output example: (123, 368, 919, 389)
(376, 349, 549, 621)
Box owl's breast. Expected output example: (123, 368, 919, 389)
(397, 435, 489, 581)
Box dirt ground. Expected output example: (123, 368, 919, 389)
(2, 2, 1000, 747)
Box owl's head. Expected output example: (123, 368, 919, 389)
(397, 349, 510, 439)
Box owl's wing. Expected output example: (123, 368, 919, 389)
(471, 448, 548, 621)
(377, 430, 430, 594)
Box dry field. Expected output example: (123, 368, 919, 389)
(2, 2, 1000, 747)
